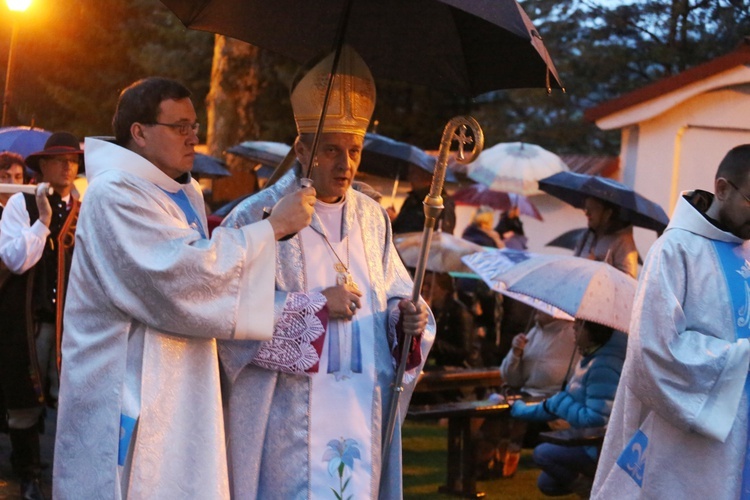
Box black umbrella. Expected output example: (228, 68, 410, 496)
(538, 171, 670, 232)
(545, 227, 587, 250)
(160, 0, 563, 98)
(193, 153, 231, 177)
(225, 141, 292, 178)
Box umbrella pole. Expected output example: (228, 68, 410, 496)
(264, 0, 354, 186)
(390, 171, 400, 206)
(304, 0, 353, 180)
(381, 116, 484, 467)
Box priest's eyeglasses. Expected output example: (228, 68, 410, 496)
(726, 179, 750, 204)
(147, 121, 200, 136)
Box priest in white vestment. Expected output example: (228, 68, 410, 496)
(592, 145, 750, 499)
(219, 47, 436, 500)
(53, 77, 315, 499)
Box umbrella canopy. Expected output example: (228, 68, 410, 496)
(545, 227, 588, 250)
(538, 171, 670, 232)
(463, 250, 637, 332)
(193, 153, 231, 177)
(461, 249, 572, 319)
(161, 0, 563, 98)
(395, 231, 486, 274)
(226, 140, 292, 178)
(359, 133, 457, 181)
(453, 184, 542, 220)
(467, 142, 569, 195)
(0, 126, 52, 159)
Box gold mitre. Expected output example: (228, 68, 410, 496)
(291, 45, 376, 137)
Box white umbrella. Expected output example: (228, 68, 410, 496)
(467, 142, 569, 195)
(395, 232, 486, 274)
(462, 251, 637, 332)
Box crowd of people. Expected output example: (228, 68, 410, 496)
(1, 43, 750, 500)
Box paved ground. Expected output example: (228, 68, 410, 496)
(0, 410, 55, 500)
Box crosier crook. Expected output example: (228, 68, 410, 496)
(382, 116, 484, 466)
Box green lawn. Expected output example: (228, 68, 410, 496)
(402, 421, 578, 500)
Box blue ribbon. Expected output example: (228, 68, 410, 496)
(712, 240, 750, 499)
(160, 188, 206, 238)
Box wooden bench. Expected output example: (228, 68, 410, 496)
(407, 395, 543, 498)
(413, 367, 502, 394)
(538, 426, 607, 449)
(407, 400, 510, 498)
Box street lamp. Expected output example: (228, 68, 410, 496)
(2, 0, 32, 127)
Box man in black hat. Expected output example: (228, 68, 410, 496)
(0, 132, 83, 500)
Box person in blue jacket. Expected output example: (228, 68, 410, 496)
(510, 319, 627, 496)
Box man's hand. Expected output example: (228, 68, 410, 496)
(511, 333, 527, 357)
(321, 284, 363, 320)
(398, 299, 428, 337)
(267, 186, 316, 240)
(35, 182, 52, 227)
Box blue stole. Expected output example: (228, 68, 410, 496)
(712, 240, 750, 498)
(160, 188, 206, 238)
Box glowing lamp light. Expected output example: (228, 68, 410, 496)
(6, 0, 32, 12)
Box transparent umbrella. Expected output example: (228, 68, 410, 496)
(395, 232, 486, 274)
(467, 142, 569, 195)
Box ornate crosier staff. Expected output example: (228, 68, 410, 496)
(382, 116, 484, 465)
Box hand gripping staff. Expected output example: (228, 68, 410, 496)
(381, 116, 484, 466)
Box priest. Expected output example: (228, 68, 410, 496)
(219, 46, 435, 499)
(592, 145, 750, 499)
(53, 77, 316, 499)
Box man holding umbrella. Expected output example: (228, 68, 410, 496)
(219, 46, 434, 499)
(592, 145, 750, 498)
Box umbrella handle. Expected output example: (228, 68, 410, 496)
(262, 177, 313, 241)
(381, 115, 484, 469)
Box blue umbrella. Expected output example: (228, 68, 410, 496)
(0, 126, 52, 159)
(538, 171, 669, 232)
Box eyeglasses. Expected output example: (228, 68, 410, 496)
(146, 121, 200, 136)
(726, 179, 750, 204)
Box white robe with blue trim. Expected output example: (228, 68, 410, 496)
(592, 192, 750, 499)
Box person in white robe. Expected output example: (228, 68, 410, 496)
(219, 46, 436, 500)
(53, 77, 316, 500)
(592, 145, 750, 499)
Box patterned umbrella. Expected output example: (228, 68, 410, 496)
(453, 183, 542, 220)
(463, 250, 637, 332)
(467, 142, 569, 195)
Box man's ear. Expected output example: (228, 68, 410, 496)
(130, 123, 148, 148)
(293, 137, 308, 163)
(715, 177, 731, 201)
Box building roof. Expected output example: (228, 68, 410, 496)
(585, 37, 750, 123)
(560, 154, 619, 177)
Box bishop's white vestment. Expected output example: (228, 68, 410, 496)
(218, 166, 435, 500)
(592, 192, 750, 499)
(54, 138, 277, 499)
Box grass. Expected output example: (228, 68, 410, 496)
(402, 421, 578, 500)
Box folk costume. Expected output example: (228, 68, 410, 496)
(53, 137, 279, 499)
(219, 46, 435, 500)
(0, 133, 82, 496)
(592, 191, 750, 499)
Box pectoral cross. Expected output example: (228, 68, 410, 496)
(334, 263, 359, 292)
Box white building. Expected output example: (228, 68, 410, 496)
(586, 37, 750, 253)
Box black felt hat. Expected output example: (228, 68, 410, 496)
(25, 132, 83, 173)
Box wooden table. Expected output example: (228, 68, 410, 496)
(408, 400, 510, 498)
